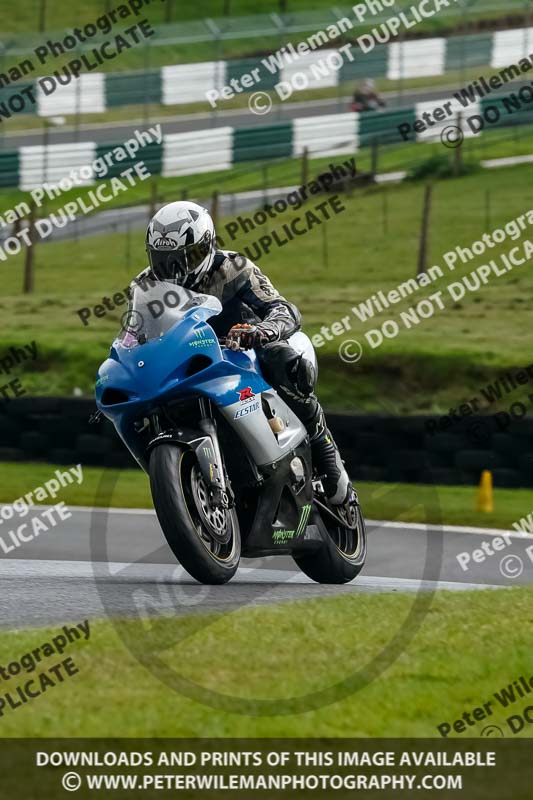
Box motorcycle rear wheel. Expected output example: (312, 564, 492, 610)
(149, 444, 240, 584)
(293, 499, 366, 584)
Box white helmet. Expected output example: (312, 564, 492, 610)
(145, 201, 215, 287)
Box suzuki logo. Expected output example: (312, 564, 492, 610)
(238, 387, 255, 402)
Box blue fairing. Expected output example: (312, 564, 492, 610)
(95, 297, 271, 465)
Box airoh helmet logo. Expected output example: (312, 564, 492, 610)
(153, 236, 176, 249)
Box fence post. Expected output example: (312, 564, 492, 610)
(23, 201, 36, 294)
(38, 0, 47, 32)
(322, 221, 329, 269)
(125, 225, 132, 269)
(453, 112, 463, 177)
(371, 137, 379, 179)
(301, 147, 309, 186)
(142, 39, 152, 125)
(417, 184, 432, 277)
(149, 178, 158, 220)
(211, 190, 219, 228)
(262, 165, 269, 206)
(485, 189, 491, 230)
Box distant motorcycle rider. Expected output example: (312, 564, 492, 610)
(351, 79, 386, 112)
(135, 200, 355, 509)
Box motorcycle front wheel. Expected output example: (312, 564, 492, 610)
(149, 444, 241, 584)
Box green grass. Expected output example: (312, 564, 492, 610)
(0, 462, 529, 530)
(2, 161, 533, 411)
(4, 0, 524, 40)
(1, 587, 532, 737)
(0, 0, 526, 77)
(5, 0, 523, 35)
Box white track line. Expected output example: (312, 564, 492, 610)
(0, 558, 506, 591)
(369, 519, 533, 540)
(3, 504, 530, 541)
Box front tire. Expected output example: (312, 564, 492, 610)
(149, 444, 240, 584)
(293, 500, 366, 584)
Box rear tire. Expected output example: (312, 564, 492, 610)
(149, 444, 240, 584)
(293, 501, 366, 584)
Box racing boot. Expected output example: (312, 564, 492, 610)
(308, 408, 352, 506)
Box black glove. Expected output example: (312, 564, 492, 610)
(225, 323, 278, 351)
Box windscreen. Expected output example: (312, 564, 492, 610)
(118, 282, 221, 348)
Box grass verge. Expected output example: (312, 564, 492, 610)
(0, 462, 529, 530)
(2, 2, 526, 68)
(0, 587, 532, 737)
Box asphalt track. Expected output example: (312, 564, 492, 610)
(3, 90, 420, 148)
(1, 505, 532, 628)
(6, 79, 525, 149)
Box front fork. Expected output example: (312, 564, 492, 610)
(149, 399, 233, 510)
(197, 398, 233, 509)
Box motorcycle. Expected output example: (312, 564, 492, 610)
(95, 281, 367, 585)
(350, 97, 386, 113)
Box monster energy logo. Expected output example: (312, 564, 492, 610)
(272, 504, 312, 543)
(189, 329, 216, 348)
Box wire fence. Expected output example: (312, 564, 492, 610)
(16, 125, 532, 300)
(4, 0, 533, 59)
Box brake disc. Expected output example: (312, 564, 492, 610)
(190, 465, 231, 544)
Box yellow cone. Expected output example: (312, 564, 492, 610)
(476, 470, 494, 513)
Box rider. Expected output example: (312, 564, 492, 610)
(351, 79, 386, 112)
(136, 200, 355, 510)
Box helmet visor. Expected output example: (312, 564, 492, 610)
(148, 232, 212, 282)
